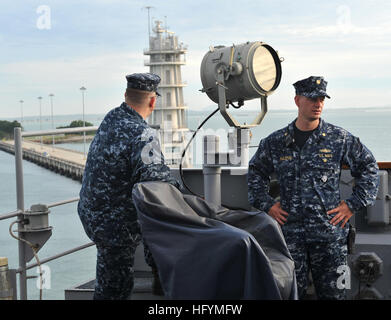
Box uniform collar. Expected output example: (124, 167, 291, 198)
(285, 118, 327, 147)
(120, 102, 147, 124)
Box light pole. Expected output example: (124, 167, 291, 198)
(80, 86, 86, 159)
(19, 100, 24, 128)
(37, 96, 43, 148)
(143, 6, 154, 39)
(49, 94, 55, 147)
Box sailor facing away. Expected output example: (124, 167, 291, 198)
(77, 73, 179, 300)
(248, 76, 379, 299)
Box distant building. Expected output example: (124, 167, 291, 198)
(144, 20, 191, 167)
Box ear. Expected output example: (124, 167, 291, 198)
(294, 95, 300, 108)
(149, 96, 156, 110)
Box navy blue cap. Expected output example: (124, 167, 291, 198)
(293, 76, 330, 99)
(126, 73, 161, 96)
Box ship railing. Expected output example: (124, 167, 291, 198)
(0, 126, 97, 300)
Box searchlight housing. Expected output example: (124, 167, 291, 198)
(200, 41, 283, 128)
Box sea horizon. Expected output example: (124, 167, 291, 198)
(1, 104, 391, 123)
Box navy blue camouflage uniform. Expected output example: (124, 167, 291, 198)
(78, 73, 178, 300)
(248, 76, 379, 299)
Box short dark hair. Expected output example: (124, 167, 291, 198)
(125, 88, 154, 105)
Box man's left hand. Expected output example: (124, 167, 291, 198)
(327, 200, 353, 228)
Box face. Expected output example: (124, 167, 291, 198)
(295, 95, 325, 122)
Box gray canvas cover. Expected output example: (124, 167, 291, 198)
(132, 181, 298, 300)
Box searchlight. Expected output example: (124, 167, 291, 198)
(200, 41, 283, 128)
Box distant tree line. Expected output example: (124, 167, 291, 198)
(0, 120, 22, 139)
(57, 120, 96, 135)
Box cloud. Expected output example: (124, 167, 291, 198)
(283, 22, 391, 38)
(1, 0, 390, 118)
(1, 52, 145, 88)
(0, 51, 150, 117)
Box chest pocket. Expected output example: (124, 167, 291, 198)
(275, 156, 295, 190)
(312, 162, 338, 182)
(310, 162, 341, 211)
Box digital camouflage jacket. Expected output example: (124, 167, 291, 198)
(248, 118, 379, 241)
(78, 102, 178, 247)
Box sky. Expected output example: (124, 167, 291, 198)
(1, 0, 390, 118)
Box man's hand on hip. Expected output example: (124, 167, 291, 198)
(327, 200, 353, 228)
(268, 202, 289, 226)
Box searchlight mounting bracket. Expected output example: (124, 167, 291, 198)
(215, 66, 268, 129)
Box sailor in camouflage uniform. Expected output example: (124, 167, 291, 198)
(248, 76, 379, 299)
(78, 73, 179, 300)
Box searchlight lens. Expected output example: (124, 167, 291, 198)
(252, 45, 278, 92)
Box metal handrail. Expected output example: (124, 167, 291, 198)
(17, 242, 95, 273)
(1, 197, 79, 220)
(47, 197, 79, 208)
(2, 126, 97, 300)
(0, 210, 22, 221)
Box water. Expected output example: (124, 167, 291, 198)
(0, 151, 96, 300)
(1, 106, 390, 299)
(186, 107, 391, 163)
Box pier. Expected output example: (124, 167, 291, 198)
(0, 140, 85, 182)
(0, 126, 98, 182)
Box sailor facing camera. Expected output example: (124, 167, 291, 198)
(78, 73, 179, 300)
(248, 76, 379, 299)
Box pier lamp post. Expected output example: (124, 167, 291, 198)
(80, 86, 87, 159)
(49, 94, 55, 147)
(37, 96, 43, 148)
(19, 100, 24, 127)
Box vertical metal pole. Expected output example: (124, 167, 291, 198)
(49, 94, 55, 147)
(38, 96, 43, 148)
(82, 91, 86, 158)
(144, 6, 153, 39)
(19, 100, 24, 128)
(203, 135, 222, 211)
(234, 128, 250, 167)
(148, 8, 151, 39)
(80, 87, 87, 159)
(14, 127, 27, 300)
(203, 166, 221, 210)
